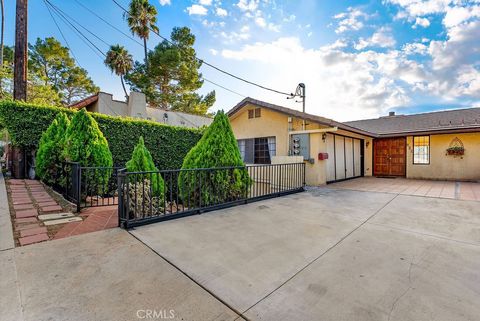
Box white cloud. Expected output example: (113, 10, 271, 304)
(334, 7, 369, 34)
(159, 0, 171, 5)
(283, 14, 296, 22)
(209, 49, 219, 56)
(443, 5, 480, 27)
(255, 16, 267, 28)
(355, 28, 396, 50)
(216, 7, 228, 17)
(413, 17, 431, 28)
(187, 4, 208, 15)
(237, 0, 259, 12)
(199, 0, 212, 5)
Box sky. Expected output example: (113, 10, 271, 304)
(4, 0, 480, 121)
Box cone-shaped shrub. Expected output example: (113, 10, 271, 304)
(126, 136, 165, 196)
(178, 111, 251, 206)
(36, 112, 70, 186)
(64, 108, 113, 190)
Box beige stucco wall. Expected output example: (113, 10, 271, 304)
(406, 133, 480, 181)
(229, 103, 372, 185)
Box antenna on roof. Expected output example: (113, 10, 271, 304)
(287, 83, 306, 130)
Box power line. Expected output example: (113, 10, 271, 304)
(43, 0, 82, 68)
(111, 0, 294, 97)
(203, 78, 246, 98)
(72, 0, 144, 48)
(45, 0, 106, 58)
(45, 0, 254, 103)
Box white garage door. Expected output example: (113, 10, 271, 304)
(326, 134, 364, 183)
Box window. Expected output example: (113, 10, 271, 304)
(237, 137, 276, 164)
(413, 136, 430, 164)
(248, 108, 261, 119)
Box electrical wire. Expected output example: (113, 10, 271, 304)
(203, 78, 246, 98)
(72, 0, 144, 48)
(44, 0, 106, 58)
(43, 0, 82, 68)
(111, 0, 294, 97)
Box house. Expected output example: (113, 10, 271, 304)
(227, 97, 480, 185)
(70, 91, 213, 129)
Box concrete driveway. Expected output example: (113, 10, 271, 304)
(132, 188, 480, 321)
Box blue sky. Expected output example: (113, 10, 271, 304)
(4, 0, 480, 121)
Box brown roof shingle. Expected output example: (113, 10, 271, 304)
(344, 107, 480, 136)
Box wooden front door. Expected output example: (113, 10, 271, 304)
(373, 138, 406, 176)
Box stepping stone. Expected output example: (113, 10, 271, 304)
(19, 233, 49, 246)
(9, 180, 25, 185)
(40, 205, 63, 213)
(38, 213, 75, 221)
(12, 199, 32, 205)
(16, 223, 42, 231)
(20, 227, 48, 238)
(43, 217, 82, 226)
(15, 217, 38, 224)
(13, 204, 34, 211)
(25, 180, 42, 185)
(37, 201, 58, 207)
(16, 209, 38, 218)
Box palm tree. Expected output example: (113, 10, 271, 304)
(104, 45, 133, 99)
(126, 0, 158, 67)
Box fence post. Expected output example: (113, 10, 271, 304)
(117, 168, 126, 228)
(73, 163, 81, 212)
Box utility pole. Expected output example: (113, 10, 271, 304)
(288, 83, 306, 130)
(14, 0, 27, 101)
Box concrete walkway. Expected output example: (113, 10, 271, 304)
(2, 229, 240, 321)
(329, 176, 480, 201)
(132, 188, 480, 321)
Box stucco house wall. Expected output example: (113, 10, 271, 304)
(406, 133, 480, 180)
(229, 102, 372, 185)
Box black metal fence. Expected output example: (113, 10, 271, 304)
(64, 162, 122, 212)
(118, 163, 305, 228)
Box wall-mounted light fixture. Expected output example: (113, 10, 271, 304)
(322, 133, 327, 142)
(366, 141, 370, 148)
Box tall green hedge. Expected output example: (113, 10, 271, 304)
(178, 111, 251, 206)
(0, 100, 204, 170)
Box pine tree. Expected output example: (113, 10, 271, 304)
(126, 136, 164, 196)
(36, 112, 70, 186)
(178, 111, 251, 206)
(64, 108, 113, 188)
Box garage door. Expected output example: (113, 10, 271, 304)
(326, 134, 364, 183)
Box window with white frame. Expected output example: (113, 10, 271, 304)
(413, 136, 430, 164)
(237, 137, 276, 164)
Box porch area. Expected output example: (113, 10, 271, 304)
(329, 177, 480, 201)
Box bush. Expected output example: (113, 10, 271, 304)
(126, 136, 165, 196)
(64, 108, 113, 192)
(0, 100, 203, 170)
(35, 112, 70, 186)
(178, 111, 250, 206)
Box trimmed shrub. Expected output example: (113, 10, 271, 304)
(35, 112, 70, 186)
(126, 136, 165, 196)
(0, 101, 203, 170)
(178, 111, 251, 206)
(64, 108, 113, 168)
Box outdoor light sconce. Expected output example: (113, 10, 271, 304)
(322, 133, 327, 142)
(366, 141, 370, 148)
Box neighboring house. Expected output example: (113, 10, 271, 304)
(70, 91, 213, 129)
(228, 98, 480, 185)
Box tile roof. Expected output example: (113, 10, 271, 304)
(69, 93, 99, 109)
(227, 97, 376, 137)
(344, 107, 480, 136)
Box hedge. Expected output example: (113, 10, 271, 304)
(0, 100, 204, 170)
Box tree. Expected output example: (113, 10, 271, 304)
(126, 0, 158, 66)
(178, 111, 250, 206)
(126, 27, 216, 115)
(36, 112, 69, 186)
(64, 109, 113, 189)
(105, 45, 133, 99)
(0, 45, 61, 105)
(29, 37, 98, 105)
(126, 136, 164, 196)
